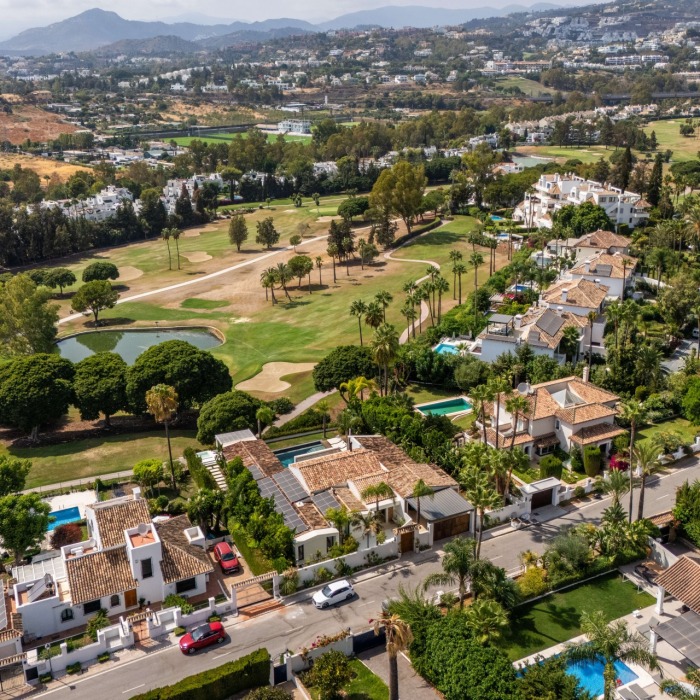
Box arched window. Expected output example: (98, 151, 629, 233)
(60, 609, 74, 622)
(110, 594, 120, 608)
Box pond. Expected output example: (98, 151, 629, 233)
(56, 328, 222, 364)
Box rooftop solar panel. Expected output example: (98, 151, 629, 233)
(258, 477, 308, 533)
(247, 464, 265, 482)
(536, 310, 565, 337)
(273, 470, 309, 503)
(312, 490, 340, 515)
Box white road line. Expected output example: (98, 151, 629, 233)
(490, 555, 503, 561)
(358, 601, 376, 607)
(214, 651, 232, 658)
(122, 685, 145, 694)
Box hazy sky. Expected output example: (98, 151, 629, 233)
(0, 0, 591, 38)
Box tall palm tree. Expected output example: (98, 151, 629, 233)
(171, 228, 182, 270)
(449, 250, 463, 299)
(317, 399, 330, 438)
(375, 290, 393, 323)
(145, 384, 179, 488)
(465, 599, 509, 645)
(350, 299, 369, 345)
(606, 300, 623, 351)
(660, 668, 700, 699)
(401, 303, 417, 339)
(636, 344, 663, 392)
(434, 276, 449, 323)
(361, 481, 394, 521)
(364, 301, 384, 333)
(327, 243, 338, 283)
(504, 394, 530, 451)
(501, 447, 529, 506)
(587, 310, 597, 369)
(336, 408, 362, 451)
(411, 479, 434, 529)
(471, 383, 493, 446)
(460, 464, 501, 560)
(255, 406, 275, 438)
(162, 228, 173, 270)
(373, 612, 414, 700)
(371, 324, 399, 396)
(566, 610, 660, 700)
(423, 536, 475, 608)
(315, 256, 323, 287)
(453, 262, 467, 304)
(489, 376, 511, 447)
(602, 467, 630, 508)
(275, 262, 292, 301)
(619, 400, 648, 523)
(633, 439, 662, 521)
(469, 252, 484, 327)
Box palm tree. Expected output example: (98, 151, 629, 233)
(275, 262, 292, 301)
(449, 250, 463, 299)
(325, 506, 351, 544)
(375, 290, 393, 323)
(469, 252, 484, 326)
(453, 262, 467, 304)
(350, 299, 369, 345)
(587, 310, 597, 369)
(660, 668, 700, 699)
(353, 511, 382, 548)
(373, 612, 414, 700)
(145, 384, 179, 488)
(501, 447, 529, 506)
(411, 479, 434, 529)
(619, 400, 647, 523)
(162, 228, 173, 270)
(434, 276, 449, 323)
(423, 536, 476, 608)
(364, 301, 384, 334)
(260, 269, 273, 302)
(400, 304, 417, 339)
(327, 243, 338, 283)
(317, 399, 330, 438)
(560, 325, 581, 363)
(339, 376, 378, 403)
(171, 228, 182, 270)
(566, 610, 660, 700)
(361, 482, 394, 522)
(504, 394, 530, 451)
(489, 376, 511, 447)
(470, 383, 493, 446)
(255, 406, 275, 438)
(460, 464, 501, 560)
(632, 439, 662, 521)
(315, 256, 323, 287)
(606, 300, 623, 351)
(636, 344, 663, 392)
(371, 324, 399, 396)
(602, 467, 630, 508)
(336, 408, 362, 450)
(465, 599, 509, 644)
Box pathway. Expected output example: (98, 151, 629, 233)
(358, 646, 441, 699)
(272, 390, 334, 428)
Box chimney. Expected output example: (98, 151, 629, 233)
(133, 487, 142, 500)
(561, 288, 568, 302)
(582, 366, 590, 383)
(584, 261, 591, 273)
(514, 314, 523, 329)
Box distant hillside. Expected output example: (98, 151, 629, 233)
(93, 35, 200, 56)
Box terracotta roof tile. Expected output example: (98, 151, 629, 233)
(569, 423, 626, 445)
(155, 515, 213, 585)
(92, 498, 151, 548)
(295, 451, 384, 493)
(567, 378, 620, 404)
(296, 503, 328, 530)
(517, 308, 587, 350)
(655, 556, 700, 613)
(648, 511, 674, 528)
(570, 252, 637, 279)
(66, 548, 136, 605)
(574, 229, 631, 250)
(333, 487, 365, 513)
(556, 404, 618, 424)
(222, 441, 284, 477)
(542, 278, 610, 309)
(484, 427, 534, 449)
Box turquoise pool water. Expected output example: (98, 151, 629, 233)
(434, 343, 459, 355)
(57, 328, 222, 364)
(49, 506, 81, 531)
(491, 215, 505, 221)
(274, 441, 326, 468)
(418, 398, 472, 416)
(565, 657, 638, 697)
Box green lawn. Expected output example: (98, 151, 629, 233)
(643, 119, 700, 162)
(501, 573, 655, 661)
(493, 76, 555, 96)
(517, 145, 617, 164)
(171, 130, 312, 147)
(265, 431, 329, 449)
(638, 417, 699, 445)
(2, 430, 200, 488)
(307, 658, 388, 700)
(405, 384, 462, 404)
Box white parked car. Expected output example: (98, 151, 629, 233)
(312, 580, 355, 609)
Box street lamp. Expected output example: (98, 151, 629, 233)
(44, 643, 52, 681)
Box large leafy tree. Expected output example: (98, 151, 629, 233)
(0, 354, 74, 441)
(312, 345, 377, 392)
(82, 261, 119, 283)
(0, 455, 31, 496)
(553, 202, 613, 236)
(0, 273, 59, 355)
(71, 280, 118, 325)
(0, 493, 52, 564)
(126, 340, 232, 414)
(228, 214, 249, 252)
(196, 390, 262, 444)
(73, 352, 128, 427)
(370, 161, 427, 236)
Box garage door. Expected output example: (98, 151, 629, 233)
(531, 488, 553, 509)
(433, 513, 471, 541)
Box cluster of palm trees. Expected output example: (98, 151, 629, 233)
(260, 257, 325, 304)
(349, 290, 394, 345)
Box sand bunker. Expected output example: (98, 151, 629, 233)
(183, 230, 200, 238)
(182, 251, 212, 263)
(317, 215, 340, 222)
(117, 266, 144, 282)
(237, 362, 316, 393)
(233, 317, 251, 324)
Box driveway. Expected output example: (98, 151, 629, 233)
(358, 646, 440, 699)
(663, 339, 695, 374)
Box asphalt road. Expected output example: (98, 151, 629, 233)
(36, 456, 700, 700)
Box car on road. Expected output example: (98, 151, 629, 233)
(312, 579, 355, 609)
(178, 622, 226, 654)
(213, 542, 240, 574)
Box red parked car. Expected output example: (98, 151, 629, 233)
(178, 622, 226, 654)
(213, 542, 240, 574)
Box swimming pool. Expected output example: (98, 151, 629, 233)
(491, 215, 506, 222)
(48, 506, 82, 531)
(565, 657, 638, 697)
(274, 441, 326, 468)
(434, 343, 460, 355)
(418, 398, 472, 416)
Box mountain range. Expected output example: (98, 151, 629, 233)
(0, 4, 582, 55)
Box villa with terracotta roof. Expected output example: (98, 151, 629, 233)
(567, 250, 637, 298)
(540, 278, 610, 317)
(482, 374, 624, 457)
(10, 492, 213, 640)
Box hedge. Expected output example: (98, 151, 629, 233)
(132, 648, 270, 700)
(539, 455, 563, 480)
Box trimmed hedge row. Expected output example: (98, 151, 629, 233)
(132, 648, 270, 700)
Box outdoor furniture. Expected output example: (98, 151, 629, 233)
(628, 684, 651, 699)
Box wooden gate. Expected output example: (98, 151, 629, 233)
(395, 524, 417, 554)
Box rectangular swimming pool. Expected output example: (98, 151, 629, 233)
(48, 506, 82, 531)
(434, 343, 459, 355)
(273, 441, 326, 468)
(418, 398, 472, 416)
(565, 657, 638, 697)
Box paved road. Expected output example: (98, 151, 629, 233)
(663, 339, 696, 374)
(36, 456, 700, 699)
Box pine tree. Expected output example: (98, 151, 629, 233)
(649, 130, 658, 151)
(647, 153, 663, 207)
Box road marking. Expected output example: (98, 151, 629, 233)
(122, 685, 145, 694)
(287, 626, 304, 634)
(490, 555, 503, 561)
(214, 651, 232, 658)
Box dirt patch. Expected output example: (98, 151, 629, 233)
(237, 362, 317, 393)
(0, 105, 79, 145)
(182, 230, 201, 238)
(233, 317, 251, 324)
(317, 216, 340, 222)
(118, 266, 144, 282)
(182, 251, 212, 262)
(0, 153, 90, 181)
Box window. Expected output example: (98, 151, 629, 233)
(83, 599, 101, 615)
(555, 419, 560, 430)
(175, 578, 196, 594)
(297, 545, 304, 562)
(141, 558, 153, 579)
(110, 594, 120, 608)
(60, 608, 74, 622)
(326, 536, 335, 552)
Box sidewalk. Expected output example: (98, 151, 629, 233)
(358, 646, 440, 699)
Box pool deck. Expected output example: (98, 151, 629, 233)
(414, 396, 473, 420)
(44, 490, 96, 519)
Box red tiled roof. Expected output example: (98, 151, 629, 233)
(656, 557, 700, 613)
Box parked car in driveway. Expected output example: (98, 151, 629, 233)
(312, 580, 355, 609)
(213, 542, 240, 574)
(178, 622, 226, 654)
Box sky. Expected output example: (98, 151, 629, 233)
(0, 0, 594, 39)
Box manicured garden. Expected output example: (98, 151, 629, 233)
(305, 657, 388, 700)
(638, 417, 699, 445)
(500, 573, 654, 661)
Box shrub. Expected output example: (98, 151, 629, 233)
(570, 445, 584, 473)
(313, 567, 332, 584)
(131, 648, 270, 700)
(244, 688, 293, 700)
(539, 455, 563, 480)
(302, 650, 352, 700)
(164, 594, 194, 615)
(517, 566, 549, 599)
(50, 522, 83, 550)
(39, 673, 52, 683)
(86, 609, 109, 641)
(268, 397, 294, 415)
(183, 447, 217, 490)
(174, 627, 186, 636)
(66, 662, 81, 675)
(208, 615, 221, 623)
(573, 485, 586, 499)
(98, 652, 110, 663)
(583, 446, 601, 477)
